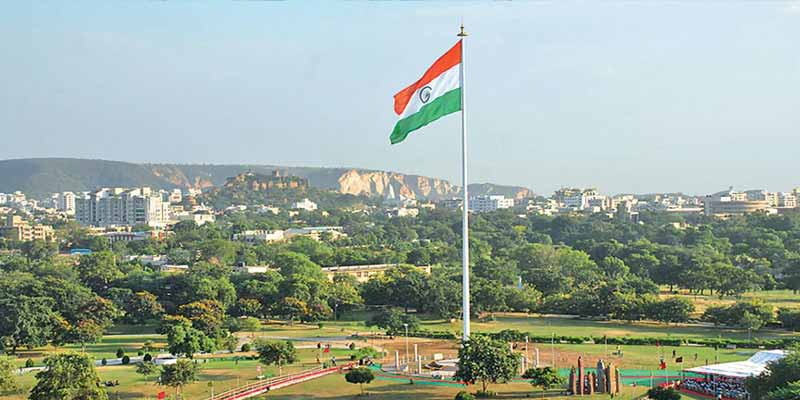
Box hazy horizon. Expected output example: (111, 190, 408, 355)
(2, 2, 799, 195)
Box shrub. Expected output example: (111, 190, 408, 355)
(116, 348, 125, 358)
(121, 355, 130, 365)
(101, 358, 108, 366)
(349, 342, 356, 350)
(778, 308, 800, 331)
(143, 353, 152, 362)
(455, 391, 476, 400)
(647, 386, 681, 400)
(241, 343, 251, 352)
(24, 358, 34, 368)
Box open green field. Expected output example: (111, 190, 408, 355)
(230, 312, 800, 344)
(417, 313, 799, 341)
(255, 373, 655, 400)
(662, 289, 800, 316)
(2, 347, 360, 400)
(0, 335, 754, 400)
(4, 303, 795, 400)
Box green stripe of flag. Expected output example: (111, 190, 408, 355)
(390, 88, 462, 145)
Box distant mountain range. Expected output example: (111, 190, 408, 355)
(0, 158, 533, 201)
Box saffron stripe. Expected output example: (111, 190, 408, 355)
(393, 40, 462, 115)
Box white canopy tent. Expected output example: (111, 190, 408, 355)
(685, 350, 787, 379)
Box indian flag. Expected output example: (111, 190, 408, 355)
(390, 40, 462, 144)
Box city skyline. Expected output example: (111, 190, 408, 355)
(2, 2, 800, 194)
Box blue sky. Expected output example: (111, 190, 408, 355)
(2, 1, 799, 195)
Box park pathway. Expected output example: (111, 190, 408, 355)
(202, 363, 354, 400)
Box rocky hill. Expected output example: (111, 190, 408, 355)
(0, 158, 533, 200)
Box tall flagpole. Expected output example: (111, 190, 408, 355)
(458, 24, 470, 341)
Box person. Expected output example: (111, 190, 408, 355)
(672, 349, 676, 358)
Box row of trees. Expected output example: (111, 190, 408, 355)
(4, 205, 800, 354)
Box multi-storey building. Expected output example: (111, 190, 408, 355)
(554, 188, 599, 210)
(778, 193, 797, 209)
(469, 195, 514, 213)
(232, 229, 286, 243)
(439, 198, 463, 209)
(704, 188, 773, 216)
(0, 215, 55, 242)
(51, 191, 76, 214)
(320, 264, 432, 283)
(75, 187, 172, 227)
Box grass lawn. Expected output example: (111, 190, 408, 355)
(416, 313, 799, 341)
(2, 347, 361, 400)
(257, 373, 653, 400)
(662, 289, 800, 316)
(9, 334, 167, 369)
(1, 329, 761, 400)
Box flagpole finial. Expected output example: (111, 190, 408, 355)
(458, 24, 468, 37)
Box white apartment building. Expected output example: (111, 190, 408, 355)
(469, 195, 514, 213)
(75, 187, 172, 227)
(778, 193, 797, 208)
(286, 226, 346, 241)
(292, 198, 318, 211)
(51, 191, 76, 214)
(232, 229, 286, 243)
(554, 188, 601, 210)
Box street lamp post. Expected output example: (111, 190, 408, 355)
(403, 323, 409, 371)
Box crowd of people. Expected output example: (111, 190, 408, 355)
(680, 377, 748, 400)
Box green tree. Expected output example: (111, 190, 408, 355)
(0, 295, 56, 353)
(504, 285, 542, 313)
(328, 274, 363, 320)
(126, 291, 164, 324)
(763, 380, 800, 400)
(76, 251, 122, 294)
(454, 335, 519, 394)
(135, 361, 159, 383)
(163, 318, 215, 358)
(54, 296, 120, 348)
(29, 352, 107, 400)
(255, 339, 297, 376)
(366, 309, 420, 335)
(344, 367, 375, 395)
(274, 297, 308, 324)
(177, 299, 226, 337)
(159, 359, 200, 400)
(522, 367, 565, 399)
(0, 356, 19, 394)
(20, 240, 57, 263)
(236, 298, 263, 317)
(647, 297, 694, 324)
